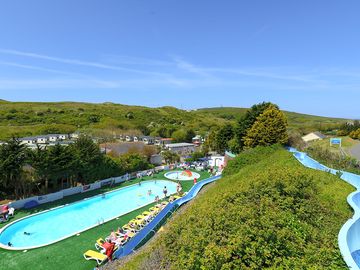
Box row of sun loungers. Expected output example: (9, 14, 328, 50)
(83, 197, 182, 265)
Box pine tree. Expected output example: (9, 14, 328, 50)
(244, 105, 288, 148)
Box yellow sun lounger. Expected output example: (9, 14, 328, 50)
(94, 238, 105, 251)
(83, 250, 108, 264)
(142, 211, 152, 216)
(149, 206, 160, 212)
(135, 214, 146, 220)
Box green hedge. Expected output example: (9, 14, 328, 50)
(119, 147, 353, 270)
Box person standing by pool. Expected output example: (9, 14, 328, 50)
(176, 182, 182, 194)
(163, 186, 168, 198)
(193, 178, 197, 185)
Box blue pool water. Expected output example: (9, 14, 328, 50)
(0, 180, 177, 250)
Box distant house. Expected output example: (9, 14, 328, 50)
(58, 134, 68, 140)
(19, 137, 37, 145)
(192, 135, 203, 146)
(302, 131, 326, 143)
(118, 134, 125, 141)
(164, 142, 195, 156)
(142, 136, 155, 145)
(125, 135, 134, 142)
(36, 135, 49, 144)
(133, 136, 140, 142)
(48, 134, 59, 142)
(154, 137, 162, 146)
(160, 138, 173, 146)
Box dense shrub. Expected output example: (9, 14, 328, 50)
(222, 144, 281, 176)
(306, 145, 360, 174)
(349, 128, 360, 140)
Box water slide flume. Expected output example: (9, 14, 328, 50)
(288, 147, 360, 269)
(114, 175, 221, 259)
(0, 180, 177, 250)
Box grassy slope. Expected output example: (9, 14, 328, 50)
(0, 170, 210, 270)
(197, 107, 348, 133)
(0, 101, 347, 140)
(119, 147, 353, 270)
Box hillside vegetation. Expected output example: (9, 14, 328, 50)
(197, 107, 347, 133)
(0, 101, 347, 140)
(117, 146, 353, 270)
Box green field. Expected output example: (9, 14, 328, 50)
(119, 146, 353, 269)
(0, 101, 348, 140)
(0, 169, 210, 270)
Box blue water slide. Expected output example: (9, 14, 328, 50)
(113, 175, 221, 259)
(288, 147, 360, 269)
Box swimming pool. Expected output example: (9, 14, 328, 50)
(164, 171, 201, 181)
(0, 180, 177, 250)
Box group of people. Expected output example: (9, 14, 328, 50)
(97, 201, 169, 264)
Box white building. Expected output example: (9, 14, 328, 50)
(154, 137, 162, 146)
(192, 135, 203, 146)
(36, 136, 48, 144)
(208, 155, 225, 167)
(133, 136, 140, 142)
(302, 131, 326, 143)
(19, 137, 37, 145)
(165, 143, 195, 156)
(125, 135, 134, 142)
(142, 136, 155, 145)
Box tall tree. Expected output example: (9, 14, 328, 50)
(236, 102, 275, 151)
(244, 105, 288, 148)
(0, 138, 27, 198)
(214, 124, 234, 154)
(71, 136, 103, 184)
(28, 145, 52, 192)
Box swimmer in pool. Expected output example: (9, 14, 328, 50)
(24, 232, 30, 235)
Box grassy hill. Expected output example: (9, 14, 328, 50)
(117, 146, 353, 269)
(0, 101, 348, 140)
(197, 107, 348, 133)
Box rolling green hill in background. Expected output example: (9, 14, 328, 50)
(0, 101, 348, 140)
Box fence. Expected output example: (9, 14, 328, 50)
(5, 165, 168, 210)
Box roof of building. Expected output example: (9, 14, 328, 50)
(165, 143, 195, 148)
(312, 131, 326, 138)
(141, 136, 154, 139)
(19, 136, 38, 140)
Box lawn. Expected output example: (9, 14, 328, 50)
(0, 169, 210, 270)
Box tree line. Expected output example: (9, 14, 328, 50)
(0, 136, 152, 200)
(204, 102, 288, 154)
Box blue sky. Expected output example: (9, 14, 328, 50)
(0, 0, 359, 118)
